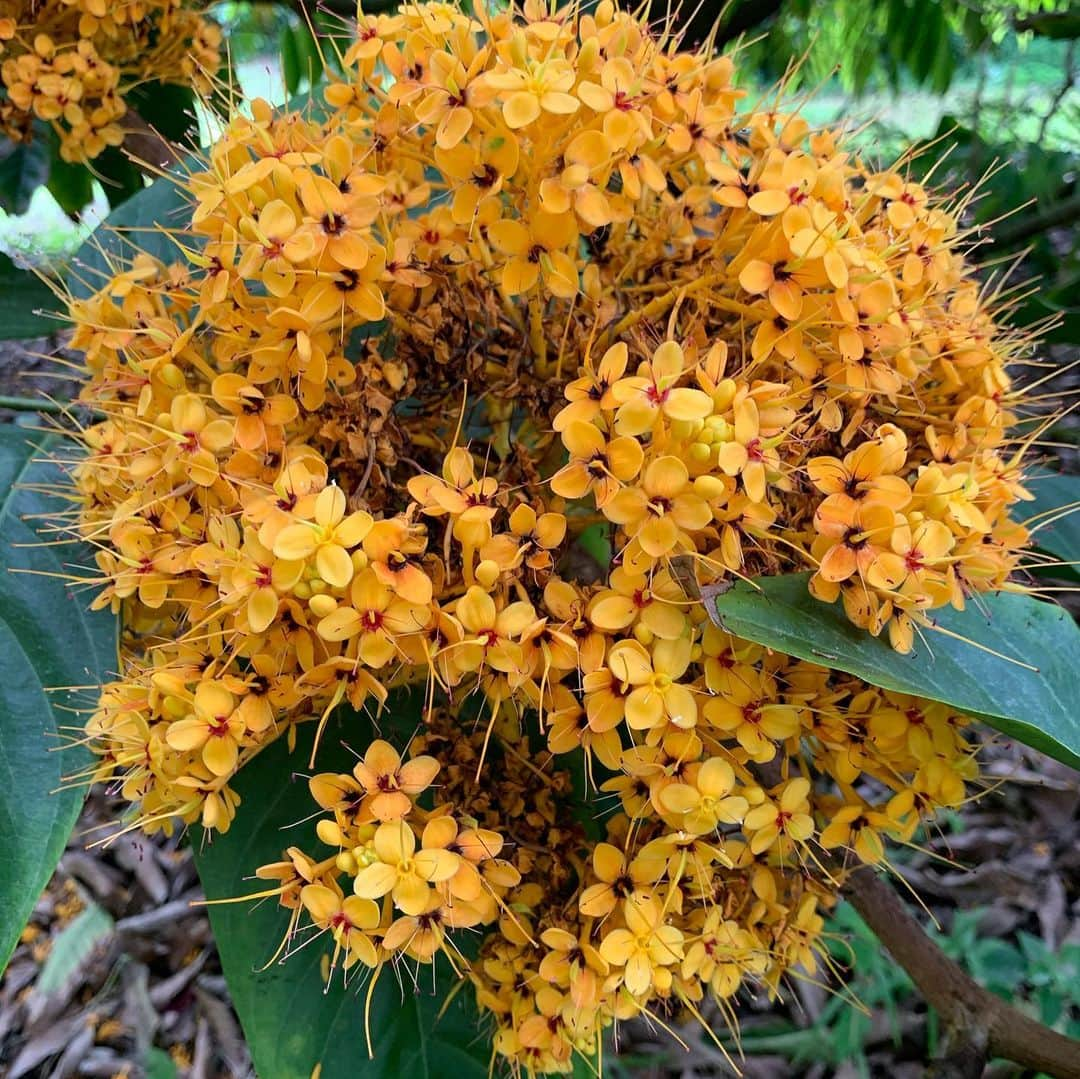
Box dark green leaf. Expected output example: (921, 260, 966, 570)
(282, 23, 325, 96)
(1017, 11, 1080, 39)
(0, 429, 117, 976)
(710, 574, 1080, 770)
(145, 1047, 179, 1079)
(70, 164, 195, 300)
(281, 24, 302, 96)
(93, 146, 145, 211)
(126, 82, 199, 145)
(45, 146, 95, 218)
(0, 135, 49, 215)
(1019, 468, 1080, 573)
(193, 702, 492, 1079)
(297, 23, 325, 88)
(0, 253, 62, 339)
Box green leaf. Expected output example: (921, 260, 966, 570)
(1017, 11, 1080, 39)
(193, 701, 492, 1079)
(709, 574, 1080, 770)
(0, 429, 117, 976)
(93, 146, 145, 211)
(0, 135, 49, 215)
(70, 164, 194, 300)
(36, 902, 114, 995)
(576, 523, 612, 566)
(145, 1047, 179, 1079)
(1020, 468, 1080, 573)
(281, 24, 302, 96)
(0, 253, 62, 339)
(282, 23, 325, 96)
(126, 82, 199, 146)
(45, 153, 95, 218)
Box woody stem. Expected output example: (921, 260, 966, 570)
(844, 865, 1080, 1079)
(602, 274, 754, 347)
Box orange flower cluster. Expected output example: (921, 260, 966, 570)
(0, 0, 219, 161)
(64, 1, 1033, 1072)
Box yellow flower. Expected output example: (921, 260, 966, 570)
(485, 54, 580, 129)
(659, 758, 749, 835)
(604, 455, 713, 558)
(164, 394, 233, 487)
(315, 569, 429, 666)
(550, 421, 643, 508)
(487, 209, 580, 297)
(352, 820, 461, 916)
(597, 895, 685, 997)
(611, 341, 713, 437)
(300, 884, 381, 970)
(606, 637, 697, 733)
(164, 682, 243, 778)
(819, 803, 893, 864)
(742, 778, 815, 854)
(273, 486, 373, 589)
(703, 674, 801, 762)
(351, 740, 440, 822)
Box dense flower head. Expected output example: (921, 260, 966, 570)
(64, 1, 1037, 1073)
(0, 0, 219, 161)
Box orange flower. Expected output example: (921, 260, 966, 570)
(165, 682, 243, 777)
(611, 341, 713, 437)
(351, 740, 440, 822)
(604, 455, 712, 559)
(550, 422, 643, 508)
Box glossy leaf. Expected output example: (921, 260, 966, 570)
(70, 165, 195, 300)
(127, 82, 200, 145)
(282, 23, 325, 96)
(0, 134, 49, 215)
(45, 153, 94, 218)
(0, 254, 62, 340)
(193, 701, 492, 1079)
(710, 574, 1080, 770)
(1020, 468, 1080, 572)
(0, 429, 117, 975)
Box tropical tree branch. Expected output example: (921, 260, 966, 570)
(991, 191, 1080, 249)
(843, 866, 1080, 1079)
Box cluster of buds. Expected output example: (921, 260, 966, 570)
(0, 0, 219, 161)
(65, 1, 1034, 1073)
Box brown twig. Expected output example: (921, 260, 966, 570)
(843, 866, 1080, 1079)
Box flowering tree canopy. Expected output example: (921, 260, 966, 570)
(0, 2, 1078, 1077)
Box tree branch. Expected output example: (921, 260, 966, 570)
(843, 866, 1080, 1079)
(990, 191, 1080, 250)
